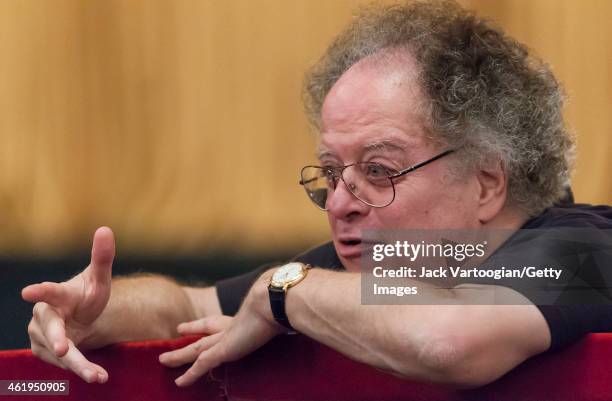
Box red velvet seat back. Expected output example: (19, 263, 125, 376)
(1, 334, 610, 401)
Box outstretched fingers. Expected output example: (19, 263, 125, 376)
(23, 284, 71, 356)
(159, 332, 223, 368)
(21, 227, 116, 383)
(174, 342, 226, 387)
(28, 319, 107, 383)
(59, 339, 109, 384)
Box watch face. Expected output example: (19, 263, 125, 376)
(272, 262, 304, 285)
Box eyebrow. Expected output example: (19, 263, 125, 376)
(316, 147, 334, 160)
(317, 140, 408, 160)
(362, 140, 407, 154)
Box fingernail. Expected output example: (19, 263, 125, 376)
(159, 353, 167, 363)
(175, 377, 183, 386)
(97, 372, 107, 383)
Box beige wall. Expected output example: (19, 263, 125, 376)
(0, 0, 610, 257)
(464, 0, 612, 207)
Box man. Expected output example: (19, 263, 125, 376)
(22, 0, 611, 389)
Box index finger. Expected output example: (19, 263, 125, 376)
(22, 282, 70, 307)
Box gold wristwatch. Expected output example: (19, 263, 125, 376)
(268, 262, 310, 332)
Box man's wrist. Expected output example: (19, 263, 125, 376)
(252, 268, 279, 325)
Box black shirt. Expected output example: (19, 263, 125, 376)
(216, 204, 612, 351)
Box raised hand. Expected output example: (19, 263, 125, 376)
(22, 226, 115, 383)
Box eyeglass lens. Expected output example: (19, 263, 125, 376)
(300, 163, 395, 210)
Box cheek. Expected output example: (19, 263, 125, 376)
(378, 181, 478, 228)
(327, 211, 338, 227)
(385, 206, 433, 228)
(428, 184, 480, 228)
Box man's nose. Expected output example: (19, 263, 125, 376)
(326, 179, 370, 219)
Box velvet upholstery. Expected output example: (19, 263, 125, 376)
(1, 334, 610, 401)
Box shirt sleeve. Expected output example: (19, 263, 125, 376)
(536, 304, 612, 350)
(215, 263, 277, 316)
(488, 224, 612, 351)
(215, 241, 342, 316)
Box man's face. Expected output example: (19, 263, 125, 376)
(319, 58, 481, 271)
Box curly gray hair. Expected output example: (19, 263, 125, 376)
(303, 0, 574, 216)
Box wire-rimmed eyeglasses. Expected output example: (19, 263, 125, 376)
(299, 149, 456, 211)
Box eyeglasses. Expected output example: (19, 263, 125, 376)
(299, 149, 455, 210)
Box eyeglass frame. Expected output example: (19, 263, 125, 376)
(299, 148, 457, 211)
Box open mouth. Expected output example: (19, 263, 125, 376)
(337, 238, 363, 259)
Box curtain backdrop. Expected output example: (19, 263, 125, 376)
(0, 0, 610, 256)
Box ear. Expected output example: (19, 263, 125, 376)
(475, 160, 508, 224)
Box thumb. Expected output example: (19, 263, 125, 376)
(88, 226, 115, 284)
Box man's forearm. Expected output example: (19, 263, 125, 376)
(81, 275, 199, 348)
(285, 269, 422, 375)
(284, 269, 550, 387)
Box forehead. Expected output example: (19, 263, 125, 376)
(317, 134, 418, 160)
(319, 54, 432, 158)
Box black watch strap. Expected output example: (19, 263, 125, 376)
(268, 285, 295, 332)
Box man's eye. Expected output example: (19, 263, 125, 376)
(322, 167, 340, 187)
(365, 164, 390, 178)
(323, 167, 337, 178)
